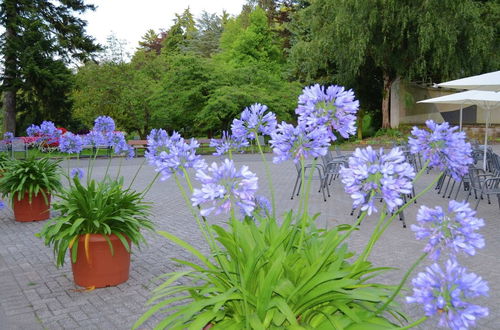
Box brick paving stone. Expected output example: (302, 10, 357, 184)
(1, 149, 499, 329)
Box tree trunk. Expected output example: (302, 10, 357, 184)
(357, 108, 364, 140)
(381, 72, 394, 129)
(3, 0, 18, 134)
(3, 91, 16, 134)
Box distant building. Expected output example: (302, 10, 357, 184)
(390, 79, 500, 140)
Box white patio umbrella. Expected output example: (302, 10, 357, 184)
(438, 70, 500, 92)
(418, 90, 500, 170)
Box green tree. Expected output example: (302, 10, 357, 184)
(161, 8, 197, 55)
(1, 0, 99, 134)
(72, 57, 163, 138)
(198, 63, 301, 134)
(289, 0, 499, 128)
(183, 11, 227, 57)
(217, 7, 283, 68)
(151, 53, 212, 135)
(197, 6, 300, 135)
(100, 33, 130, 64)
(138, 29, 167, 55)
(16, 59, 75, 132)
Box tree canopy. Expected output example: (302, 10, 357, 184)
(288, 0, 499, 128)
(2, 1, 498, 137)
(1, 0, 100, 134)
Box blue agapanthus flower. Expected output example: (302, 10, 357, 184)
(93, 116, 116, 133)
(40, 121, 60, 137)
(270, 121, 330, 164)
(59, 132, 84, 154)
(411, 200, 485, 261)
(70, 168, 85, 180)
(146, 129, 179, 159)
(146, 129, 205, 181)
(29, 121, 61, 144)
(26, 124, 40, 137)
(83, 130, 106, 146)
(0, 199, 4, 210)
(126, 146, 135, 159)
(107, 131, 128, 154)
(339, 146, 415, 215)
(191, 159, 258, 216)
(408, 120, 473, 180)
(210, 131, 249, 156)
(296, 84, 359, 142)
(231, 103, 277, 141)
(254, 195, 272, 217)
(407, 259, 489, 330)
(3, 132, 14, 143)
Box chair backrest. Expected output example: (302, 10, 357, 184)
(468, 167, 486, 191)
(488, 152, 500, 173)
(334, 146, 342, 156)
(11, 138, 26, 152)
(321, 151, 333, 167)
(0, 141, 9, 152)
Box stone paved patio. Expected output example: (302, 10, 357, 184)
(1, 148, 499, 329)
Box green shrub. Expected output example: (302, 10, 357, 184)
(0, 157, 62, 203)
(374, 128, 403, 138)
(134, 215, 402, 329)
(38, 177, 154, 267)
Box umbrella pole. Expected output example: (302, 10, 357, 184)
(459, 104, 463, 131)
(483, 110, 491, 171)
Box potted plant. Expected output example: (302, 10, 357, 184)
(134, 89, 488, 329)
(38, 176, 154, 288)
(0, 157, 62, 221)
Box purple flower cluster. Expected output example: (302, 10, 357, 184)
(412, 200, 485, 260)
(3, 132, 14, 143)
(83, 130, 106, 146)
(231, 103, 277, 141)
(296, 84, 359, 142)
(339, 146, 415, 215)
(40, 121, 61, 138)
(191, 159, 258, 216)
(27, 121, 61, 144)
(106, 131, 134, 158)
(70, 168, 85, 180)
(407, 259, 489, 329)
(408, 120, 473, 180)
(0, 199, 4, 209)
(93, 116, 116, 133)
(210, 131, 249, 156)
(146, 129, 205, 180)
(270, 122, 330, 163)
(26, 124, 40, 137)
(254, 195, 272, 217)
(59, 132, 84, 154)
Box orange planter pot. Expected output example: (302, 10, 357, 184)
(71, 234, 131, 288)
(13, 192, 51, 222)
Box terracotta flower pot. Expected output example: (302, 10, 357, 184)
(71, 234, 131, 288)
(13, 191, 51, 222)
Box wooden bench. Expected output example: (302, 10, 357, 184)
(127, 140, 148, 157)
(197, 138, 212, 153)
(81, 144, 112, 158)
(126, 138, 214, 156)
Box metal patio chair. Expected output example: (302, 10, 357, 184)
(466, 167, 500, 210)
(10, 138, 28, 158)
(291, 161, 327, 201)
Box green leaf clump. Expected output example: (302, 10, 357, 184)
(134, 214, 405, 329)
(38, 177, 154, 267)
(0, 153, 12, 171)
(0, 157, 62, 203)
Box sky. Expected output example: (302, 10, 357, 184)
(82, 0, 247, 52)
